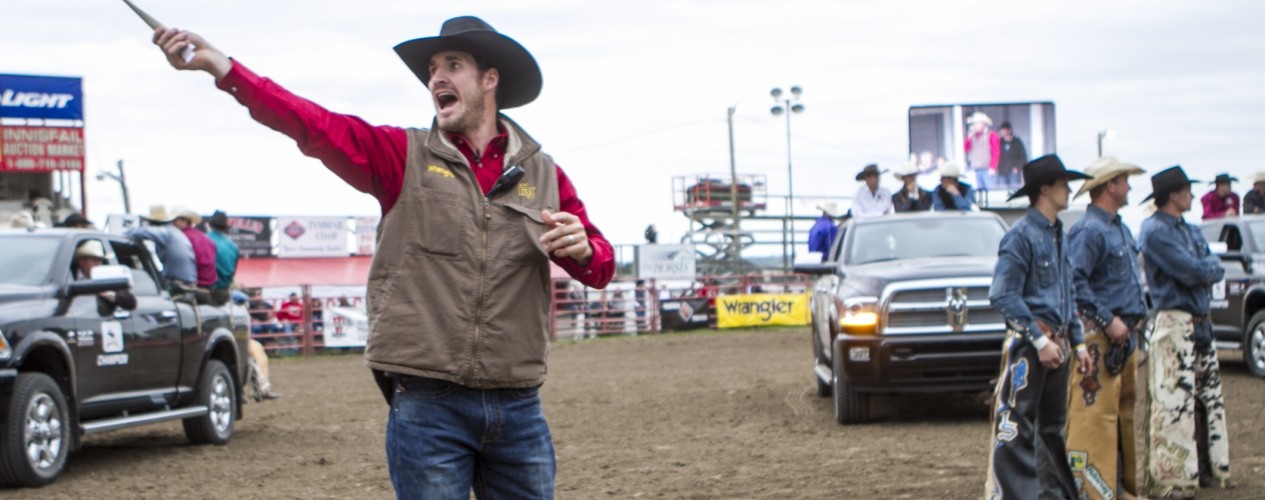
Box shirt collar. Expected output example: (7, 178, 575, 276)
(1085, 204, 1121, 225)
(1024, 206, 1062, 231)
(1150, 211, 1183, 227)
(443, 124, 509, 162)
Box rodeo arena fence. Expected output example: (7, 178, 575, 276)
(244, 273, 814, 356)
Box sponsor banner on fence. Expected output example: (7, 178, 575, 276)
(276, 216, 348, 258)
(0, 74, 84, 121)
(715, 293, 810, 329)
(324, 307, 369, 347)
(0, 125, 84, 172)
(198, 215, 273, 258)
(635, 244, 696, 280)
(355, 216, 379, 256)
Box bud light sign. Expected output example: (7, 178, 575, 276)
(0, 74, 84, 121)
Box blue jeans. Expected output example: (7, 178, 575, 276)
(386, 376, 555, 500)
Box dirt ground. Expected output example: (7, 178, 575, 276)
(7, 328, 1264, 499)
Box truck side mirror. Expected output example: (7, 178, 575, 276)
(794, 262, 838, 276)
(67, 265, 134, 296)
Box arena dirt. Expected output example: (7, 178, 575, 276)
(7, 328, 1263, 499)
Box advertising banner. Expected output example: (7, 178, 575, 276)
(0, 74, 84, 121)
(0, 126, 85, 172)
(715, 293, 810, 329)
(323, 307, 369, 348)
(635, 244, 696, 280)
(658, 297, 711, 331)
(276, 216, 348, 258)
(355, 216, 379, 256)
(198, 215, 273, 258)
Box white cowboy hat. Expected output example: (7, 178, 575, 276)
(143, 204, 176, 223)
(892, 162, 920, 180)
(74, 239, 111, 260)
(1255, 171, 1265, 184)
(938, 162, 964, 179)
(816, 202, 843, 217)
(171, 206, 202, 225)
(966, 111, 992, 127)
(1074, 156, 1146, 199)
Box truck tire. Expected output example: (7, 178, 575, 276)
(813, 333, 830, 397)
(1245, 311, 1265, 378)
(0, 372, 70, 487)
(183, 360, 235, 445)
(832, 350, 870, 425)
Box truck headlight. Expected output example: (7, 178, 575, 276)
(0, 329, 10, 361)
(837, 296, 879, 332)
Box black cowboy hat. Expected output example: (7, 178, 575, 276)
(854, 163, 887, 181)
(1209, 173, 1238, 185)
(1141, 165, 1200, 203)
(209, 210, 230, 232)
(394, 16, 542, 110)
(60, 212, 92, 227)
(1005, 154, 1091, 202)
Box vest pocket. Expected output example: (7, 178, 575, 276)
(498, 203, 550, 265)
(408, 188, 466, 259)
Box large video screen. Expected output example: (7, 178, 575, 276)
(908, 102, 1056, 192)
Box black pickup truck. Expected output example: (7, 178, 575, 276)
(0, 229, 250, 487)
(1200, 215, 1265, 378)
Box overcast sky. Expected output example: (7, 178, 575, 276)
(4, 0, 1264, 248)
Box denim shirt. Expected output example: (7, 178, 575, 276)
(1139, 212, 1224, 315)
(1068, 204, 1148, 326)
(990, 208, 1084, 347)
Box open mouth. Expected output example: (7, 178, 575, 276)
(435, 91, 458, 110)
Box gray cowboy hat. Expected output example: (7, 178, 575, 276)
(394, 16, 542, 110)
(1141, 165, 1200, 204)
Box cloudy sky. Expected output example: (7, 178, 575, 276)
(4, 0, 1264, 250)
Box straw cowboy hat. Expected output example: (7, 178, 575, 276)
(1006, 154, 1091, 202)
(171, 206, 202, 225)
(938, 162, 965, 179)
(816, 202, 843, 217)
(1254, 172, 1265, 185)
(1073, 156, 1146, 199)
(142, 204, 176, 223)
(854, 163, 887, 181)
(1141, 166, 1200, 204)
(74, 239, 110, 260)
(892, 163, 920, 181)
(394, 16, 542, 110)
(966, 111, 992, 127)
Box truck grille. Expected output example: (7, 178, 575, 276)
(891, 288, 989, 304)
(882, 284, 1003, 335)
(886, 309, 1004, 328)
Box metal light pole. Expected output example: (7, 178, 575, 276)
(96, 159, 131, 214)
(1096, 129, 1116, 158)
(727, 105, 742, 273)
(771, 86, 804, 267)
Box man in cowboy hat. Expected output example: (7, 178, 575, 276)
(127, 204, 197, 290)
(151, 16, 613, 497)
(891, 163, 932, 212)
(1200, 172, 1240, 220)
(59, 212, 94, 229)
(205, 210, 239, 305)
(1242, 172, 1265, 214)
(73, 239, 138, 317)
(997, 122, 1028, 189)
(1138, 166, 1233, 498)
(932, 163, 974, 212)
(171, 206, 218, 289)
(964, 111, 1000, 192)
(808, 202, 842, 260)
(1064, 157, 1148, 500)
(851, 163, 892, 218)
(985, 154, 1093, 499)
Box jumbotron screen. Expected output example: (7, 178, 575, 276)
(908, 102, 1056, 191)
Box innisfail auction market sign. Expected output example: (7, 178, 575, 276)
(0, 73, 85, 172)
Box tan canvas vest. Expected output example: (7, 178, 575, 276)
(364, 116, 560, 389)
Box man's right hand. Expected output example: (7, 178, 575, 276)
(153, 28, 232, 80)
(945, 184, 960, 196)
(1105, 317, 1129, 344)
(1037, 339, 1064, 369)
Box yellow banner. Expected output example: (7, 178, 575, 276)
(715, 293, 810, 329)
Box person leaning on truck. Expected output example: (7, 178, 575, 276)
(1065, 156, 1148, 500)
(72, 240, 137, 317)
(151, 15, 614, 498)
(985, 154, 1093, 499)
(1138, 166, 1234, 498)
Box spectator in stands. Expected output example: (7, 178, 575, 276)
(73, 240, 137, 317)
(172, 207, 218, 289)
(892, 163, 933, 212)
(634, 280, 649, 330)
(310, 297, 324, 332)
(276, 292, 305, 331)
(933, 163, 975, 212)
(1243, 172, 1265, 215)
(232, 290, 281, 400)
(248, 289, 282, 334)
(59, 212, 94, 229)
(964, 111, 1000, 192)
(127, 205, 198, 290)
(205, 210, 239, 305)
(606, 290, 628, 333)
(1201, 173, 1240, 220)
(997, 122, 1028, 189)
(852, 163, 893, 218)
(808, 202, 842, 261)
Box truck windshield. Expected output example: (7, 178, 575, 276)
(0, 236, 61, 286)
(846, 217, 1006, 266)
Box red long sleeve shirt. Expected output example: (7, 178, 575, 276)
(215, 61, 613, 288)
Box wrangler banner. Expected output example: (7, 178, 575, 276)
(716, 293, 810, 329)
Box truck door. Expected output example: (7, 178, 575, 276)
(110, 240, 183, 402)
(1209, 224, 1247, 345)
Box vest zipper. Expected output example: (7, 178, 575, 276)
(470, 196, 492, 383)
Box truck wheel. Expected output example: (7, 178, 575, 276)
(832, 351, 870, 425)
(183, 360, 235, 445)
(1245, 311, 1265, 378)
(0, 373, 70, 487)
(813, 333, 830, 397)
